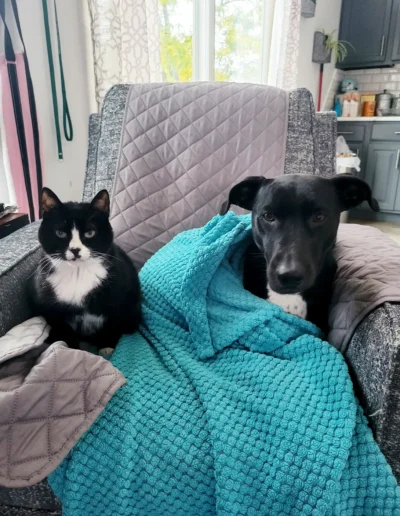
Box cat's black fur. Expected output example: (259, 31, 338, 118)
(29, 188, 141, 350)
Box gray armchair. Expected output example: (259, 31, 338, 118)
(0, 84, 398, 515)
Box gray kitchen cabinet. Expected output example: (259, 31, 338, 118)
(364, 142, 400, 211)
(337, 121, 400, 221)
(390, 0, 400, 61)
(338, 0, 393, 69)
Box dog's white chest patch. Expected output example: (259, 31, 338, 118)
(267, 286, 307, 319)
(47, 257, 108, 305)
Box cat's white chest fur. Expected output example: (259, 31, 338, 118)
(267, 286, 307, 319)
(47, 257, 108, 305)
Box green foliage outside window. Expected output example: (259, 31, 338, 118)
(159, 0, 263, 83)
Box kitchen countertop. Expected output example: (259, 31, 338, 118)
(337, 116, 400, 122)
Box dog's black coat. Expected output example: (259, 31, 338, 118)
(221, 174, 379, 333)
(29, 188, 141, 350)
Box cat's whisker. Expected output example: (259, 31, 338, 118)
(92, 251, 125, 264)
(28, 255, 54, 279)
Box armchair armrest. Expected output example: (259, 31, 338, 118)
(82, 113, 101, 202)
(0, 222, 41, 337)
(315, 111, 337, 178)
(346, 302, 400, 481)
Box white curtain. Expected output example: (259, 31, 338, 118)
(86, 0, 162, 108)
(267, 0, 301, 90)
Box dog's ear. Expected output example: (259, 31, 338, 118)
(331, 175, 380, 212)
(220, 176, 271, 215)
(41, 188, 62, 212)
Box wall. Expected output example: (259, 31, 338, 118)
(17, 0, 95, 202)
(297, 0, 343, 108)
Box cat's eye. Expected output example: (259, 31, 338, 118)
(55, 230, 67, 238)
(84, 230, 96, 238)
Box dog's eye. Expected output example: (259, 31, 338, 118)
(263, 212, 276, 222)
(312, 213, 327, 224)
(55, 230, 67, 238)
(84, 230, 96, 238)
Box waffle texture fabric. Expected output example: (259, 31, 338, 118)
(49, 213, 400, 516)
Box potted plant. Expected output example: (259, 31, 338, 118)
(322, 30, 352, 64)
(301, 0, 316, 18)
(312, 31, 353, 110)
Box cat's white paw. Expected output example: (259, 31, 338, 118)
(99, 347, 114, 357)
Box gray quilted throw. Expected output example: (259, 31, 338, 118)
(0, 318, 126, 488)
(110, 82, 289, 269)
(330, 223, 400, 351)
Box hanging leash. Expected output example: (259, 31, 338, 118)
(0, 0, 35, 221)
(42, 0, 73, 161)
(53, 0, 73, 143)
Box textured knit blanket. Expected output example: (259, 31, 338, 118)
(49, 213, 400, 516)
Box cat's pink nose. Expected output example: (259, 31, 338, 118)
(70, 248, 81, 258)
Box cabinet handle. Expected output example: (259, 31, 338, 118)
(395, 132, 400, 135)
(338, 131, 354, 135)
(380, 35, 385, 56)
(356, 148, 360, 157)
(397, 150, 400, 170)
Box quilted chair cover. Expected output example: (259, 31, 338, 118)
(106, 83, 333, 269)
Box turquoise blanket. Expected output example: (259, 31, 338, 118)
(49, 213, 400, 515)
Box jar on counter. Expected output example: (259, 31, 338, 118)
(363, 101, 376, 117)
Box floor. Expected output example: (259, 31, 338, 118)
(352, 220, 400, 245)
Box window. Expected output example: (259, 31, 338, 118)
(215, 0, 264, 83)
(159, 0, 193, 81)
(158, 0, 269, 84)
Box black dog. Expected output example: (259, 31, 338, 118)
(220, 174, 379, 333)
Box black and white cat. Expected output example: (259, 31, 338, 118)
(30, 188, 141, 352)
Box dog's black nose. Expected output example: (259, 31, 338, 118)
(70, 248, 81, 257)
(276, 265, 304, 290)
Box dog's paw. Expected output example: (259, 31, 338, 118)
(99, 347, 114, 357)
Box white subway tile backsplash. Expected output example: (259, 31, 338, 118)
(369, 83, 381, 91)
(325, 66, 400, 103)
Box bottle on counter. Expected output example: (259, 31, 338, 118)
(334, 98, 342, 117)
(363, 100, 376, 117)
(342, 95, 351, 117)
(350, 92, 361, 117)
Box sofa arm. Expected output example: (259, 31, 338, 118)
(82, 113, 101, 202)
(0, 479, 60, 515)
(315, 111, 337, 178)
(345, 302, 400, 481)
(0, 222, 41, 337)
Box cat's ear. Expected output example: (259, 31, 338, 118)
(41, 188, 62, 212)
(91, 190, 110, 216)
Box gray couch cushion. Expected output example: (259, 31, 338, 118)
(110, 82, 290, 268)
